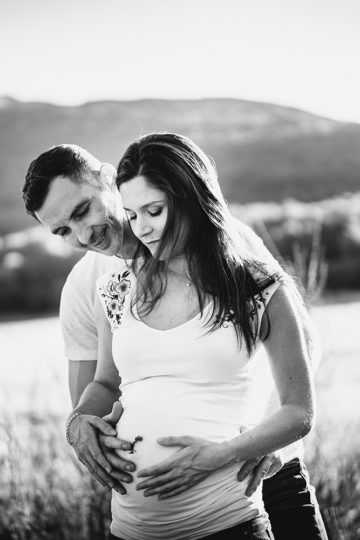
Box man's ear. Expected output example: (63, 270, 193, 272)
(99, 162, 116, 187)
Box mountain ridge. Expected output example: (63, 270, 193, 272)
(1, 97, 359, 235)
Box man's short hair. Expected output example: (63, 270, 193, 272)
(22, 144, 100, 219)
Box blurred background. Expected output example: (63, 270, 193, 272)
(0, 0, 359, 538)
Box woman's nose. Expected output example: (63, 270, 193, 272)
(135, 216, 152, 239)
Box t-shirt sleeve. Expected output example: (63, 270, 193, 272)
(59, 277, 98, 361)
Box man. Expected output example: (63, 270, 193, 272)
(22, 143, 328, 539)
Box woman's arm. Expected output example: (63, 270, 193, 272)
(135, 283, 315, 498)
(236, 285, 320, 496)
(223, 283, 314, 461)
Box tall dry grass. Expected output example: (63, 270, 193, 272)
(306, 423, 360, 540)
(1, 412, 111, 540)
(1, 410, 359, 539)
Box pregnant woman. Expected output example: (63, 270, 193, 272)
(68, 133, 314, 539)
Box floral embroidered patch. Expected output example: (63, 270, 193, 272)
(98, 270, 132, 329)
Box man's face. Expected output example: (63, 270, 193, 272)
(36, 174, 125, 256)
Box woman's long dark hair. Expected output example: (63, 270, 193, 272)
(116, 133, 278, 354)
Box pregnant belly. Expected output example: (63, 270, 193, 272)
(114, 379, 245, 519)
(117, 395, 184, 472)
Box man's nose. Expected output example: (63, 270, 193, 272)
(73, 223, 92, 247)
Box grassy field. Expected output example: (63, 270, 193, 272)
(0, 294, 359, 539)
(306, 295, 360, 539)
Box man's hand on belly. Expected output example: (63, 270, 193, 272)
(97, 432, 137, 490)
(70, 402, 136, 493)
(135, 435, 228, 499)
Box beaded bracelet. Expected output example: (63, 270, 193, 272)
(65, 411, 83, 446)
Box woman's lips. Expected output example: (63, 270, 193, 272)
(145, 239, 160, 246)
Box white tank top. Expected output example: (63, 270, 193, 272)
(97, 265, 282, 540)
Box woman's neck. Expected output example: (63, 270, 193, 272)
(167, 255, 190, 281)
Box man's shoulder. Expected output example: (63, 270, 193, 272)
(66, 252, 118, 284)
(233, 219, 264, 251)
(233, 218, 284, 275)
(62, 252, 125, 300)
(61, 252, 129, 316)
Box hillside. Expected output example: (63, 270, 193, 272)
(1, 97, 360, 235)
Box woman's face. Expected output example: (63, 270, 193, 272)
(119, 175, 188, 259)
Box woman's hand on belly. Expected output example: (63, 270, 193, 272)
(135, 435, 229, 499)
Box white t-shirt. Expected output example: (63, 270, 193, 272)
(96, 262, 283, 539)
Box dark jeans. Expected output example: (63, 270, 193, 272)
(263, 457, 328, 540)
(109, 514, 273, 539)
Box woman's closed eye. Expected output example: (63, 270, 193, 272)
(148, 207, 162, 217)
(126, 207, 163, 221)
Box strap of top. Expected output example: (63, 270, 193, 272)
(251, 271, 285, 338)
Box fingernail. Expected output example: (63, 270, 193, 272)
(122, 476, 132, 483)
(125, 464, 135, 472)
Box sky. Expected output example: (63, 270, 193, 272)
(1, 0, 359, 123)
